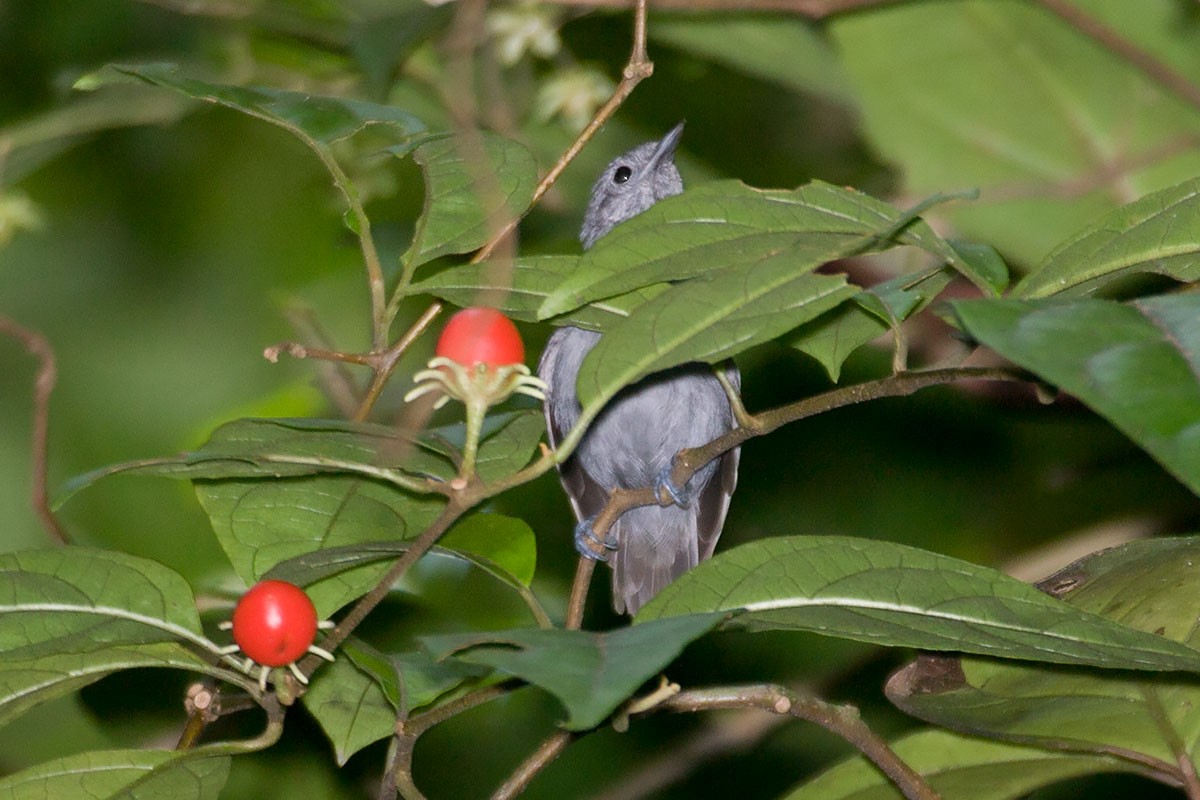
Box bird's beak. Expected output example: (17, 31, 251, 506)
(647, 121, 685, 171)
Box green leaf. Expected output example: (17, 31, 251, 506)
(575, 266, 855, 409)
(264, 512, 537, 591)
(788, 266, 955, 381)
(87, 63, 428, 148)
(303, 650, 397, 765)
(439, 513, 537, 587)
(388, 646, 490, 716)
(831, 1, 1200, 265)
(332, 638, 490, 719)
(412, 255, 665, 330)
(947, 239, 1008, 294)
(887, 536, 1200, 771)
(0, 643, 218, 731)
(58, 412, 543, 500)
(637, 536, 1200, 671)
(783, 728, 1136, 800)
(404, 133, 539, 269)
(469, 409, 546, 484)
(0, 750, 229, 800)
(1016, 176, 1200, 298)
(196, 474, 444, 617)
(954, 296, 1200, 497)
(650, 16, 852, 104)
(55, 412, 541, 617)
(0, 548, 212, 659)
(554, 184, 990, 408)
(423, 613, 724, 730)
(538, 180, 962, 320)
(55, 417, 458, 507)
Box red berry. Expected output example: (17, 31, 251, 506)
(231, 580, 318, 667)
(435, 307, 525, 369)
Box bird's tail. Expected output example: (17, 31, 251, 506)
(610, 504, 700, 615)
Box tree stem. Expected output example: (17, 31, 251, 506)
(661, 685, 940, 800)
(0, 316, 67, 545)
(490, 730, 577, 800)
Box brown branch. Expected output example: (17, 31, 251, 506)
(574, 366, 1030, 565)
(381, 683, 518, 798)
(656, 685, 939, 800)
(491, 729, 578, 800)
(407, 682, 517, 736)
(566, 556, 598, 629)
(0, 316, 67, 544)
(269, 0, 664, 426)
(177, 681, 222, 750)
(262, 342, 376, 367)
(353, 302, 444, 422)
(1032, 0, 1200, 115)
(263, 301, 444, 423)
(176, 681, 258, 750)
(381, 727, 427, 800)
(278, 304, 362, 417)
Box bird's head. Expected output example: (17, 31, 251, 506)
(580, 122, 685, 250)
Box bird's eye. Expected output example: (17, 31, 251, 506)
(612, 165, 632, 185)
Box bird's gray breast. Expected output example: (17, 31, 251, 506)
(539, 325, 731, 492)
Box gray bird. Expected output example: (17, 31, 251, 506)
(538, 123, 741, 615)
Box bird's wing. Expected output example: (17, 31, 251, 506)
(696, 446, 739, 561)
(696, 362, 742, 560)
(544, 399, 611, 523)
(539, 329, 611, 522)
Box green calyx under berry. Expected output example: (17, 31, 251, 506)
(405, 307, 547, 409)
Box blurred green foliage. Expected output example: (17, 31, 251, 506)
(2, 1, 1199, 799)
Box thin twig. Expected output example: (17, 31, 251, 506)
(540, 0, 899, 14)
(279, 304, 362, 417)
(263, 342, 377, 366)
(658, 685, 940, 800)
(0, 316, 67, 544)
(491, 729, 577, 800)
(406, 682, 518, 737)
(472, 0, 656, 264)
(353, 302, 444, 422)
(536, 0, 1200, 116)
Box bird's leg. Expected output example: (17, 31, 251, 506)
(654, 462, 691, 508)
(574, 517, 619, 561)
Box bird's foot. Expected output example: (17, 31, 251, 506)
(654, 464, 691, 508)
(574, 517, 618, 562)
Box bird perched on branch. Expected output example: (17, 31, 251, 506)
(538, 123, 741, 615)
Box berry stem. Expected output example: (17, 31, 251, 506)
(459, 385, 489, 479)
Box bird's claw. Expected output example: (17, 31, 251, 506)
(574, 518, 618, 562)
(654, 464, 691, 508)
